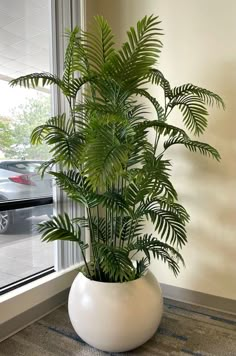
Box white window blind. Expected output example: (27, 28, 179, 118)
(51, 0, 86, 271)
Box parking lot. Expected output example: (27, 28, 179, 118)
(0, 216, 53, 288)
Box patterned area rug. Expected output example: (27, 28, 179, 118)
(0, 298, 236, 355)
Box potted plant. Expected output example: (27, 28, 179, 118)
(10, 15, 224, 353)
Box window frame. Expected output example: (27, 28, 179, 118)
(0, 0, 85, 321)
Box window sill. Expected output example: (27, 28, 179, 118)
(0, 263, 82, 341)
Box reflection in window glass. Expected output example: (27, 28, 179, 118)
(0, 0, 54, 290)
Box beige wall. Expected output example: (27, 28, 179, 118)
(85, 0, 236, 300)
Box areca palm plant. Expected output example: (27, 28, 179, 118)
(10, 15, 224, 282)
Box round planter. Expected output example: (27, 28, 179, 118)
(68, 270, 163, 353)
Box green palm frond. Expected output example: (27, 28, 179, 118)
(135, 120, 189, 139)
(136, 200, 187, 247)
(111, 15, 162, 89)
(68, 75, 95, 98)
(168, 95, 209, 135)
(124, 157, 176, 206)
(73, 216, 108, 242)
(85, 79, 135, 120)
(148, 68, 172, 99)
(164, 136, 221, 161)
(75, 215, 144, 245)
(50, 133, 82, 167)
(120, 217, 145, 242)
(128, 234, 184, 276)
(63, 27, 83, 88)
(134, 89, 165, 120)
(171, 83, 225, 109)
(50, 170, 100, 208)
(127, 132, 152, 168)
(124, 182, 141, 207)
(129, 103, 150, 120)
(150, 177, 177, 201)
(38, 213, 88, 250)
(31, 114, 83, 168)
(135, 257, 150, 278)
(81, 16, 115, 73)
(9, 72, 64, 90)
(83, 125, 130, 189)
(94, 78, 132, 108)
(158, 199, 190, 223)
(99, 191, 128, 213)
(135, 154, 177, 201)
(94, 242, 135, 282)
(155, 209, 187, 247)
(37, 158, 56, 178)
(31, 114, 73, 144)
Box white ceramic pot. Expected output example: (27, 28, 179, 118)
(68, 270, 163, 353)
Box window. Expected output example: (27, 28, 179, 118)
(0, 0, 53, 294)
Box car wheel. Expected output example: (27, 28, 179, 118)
(0, 211, 12, 234)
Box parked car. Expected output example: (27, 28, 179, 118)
(0, 160, 52, 234)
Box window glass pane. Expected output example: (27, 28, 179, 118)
(0, 160, 52, 200)
(0, 205, 53, 288)
(0, 0, 53, 291)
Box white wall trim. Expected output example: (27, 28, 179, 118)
(0, 289, 69, 343)
(0, 263, 82, 327)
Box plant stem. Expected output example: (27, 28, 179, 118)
(114, 177, 119, 247)
(80, 248, 92, 278)
(105, 206, 108, 244)
(96, 194, 99, 241)
(127, 217, 135, 246)
(87, 207, 102, 280)
(154, 130, 161, 155)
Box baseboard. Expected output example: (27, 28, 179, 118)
(1, 282, 235, 343)
(161, 283, 236, 315)
(0, 289, 69, 342)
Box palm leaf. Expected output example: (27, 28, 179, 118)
(134, 89, 165, 121)
(148, 68, 172, 99)
(171, 83, 225, 109)
(120, 217, 145, 242)
(9, 72, 64, 91)
(158, 199, 190, 223)
(38, 213, 88, 252)
(164, 136, 221, 161)
(111, 15, 162, 89)
(126, 154, 177, 202)
(38, 159, 56, 178)
(63, 27, 83, 88)
(135, 120, 189, 139)
(31, 114, 73, 144)
(135, 257, 150, 277)
(68, 75, 95, 98)
(155, 209, 187, 247)
(83, 125, 130, 189)
(31, 114, 83, 168)
(168, 95, 209, 135)
(140, 154, 177, 200)
(94, 242, 135, 282)
(50, 170, 100, 207)
(136, 200, 187, 247)
(73, 216, 108, 242)
(128, 234, 184, 276)
(99, 191, 128, 213)
(81, 16, 115, 73)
